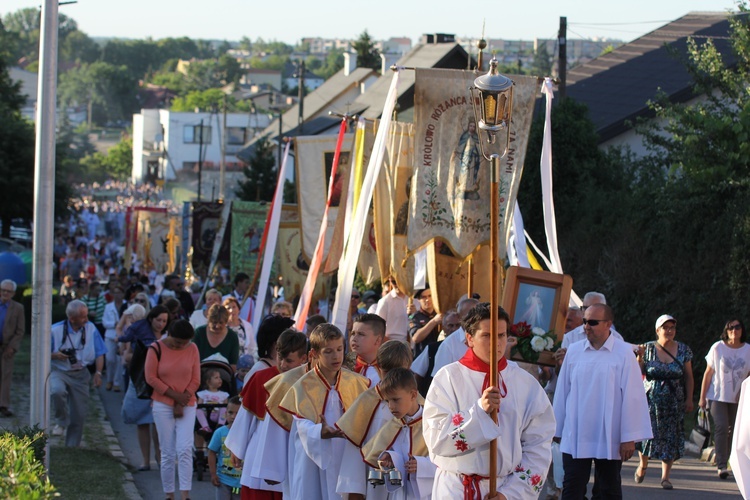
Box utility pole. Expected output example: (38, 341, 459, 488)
(219, 94, 227, 202)
(297, 61, 305, 135)
(197, 119, 204, 201)
(31, 0, 58, 459)
(558, 16, 567, 99)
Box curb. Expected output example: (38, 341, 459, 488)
(93, 389, 143, 500)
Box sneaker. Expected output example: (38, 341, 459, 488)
(51, 425, 65, 436)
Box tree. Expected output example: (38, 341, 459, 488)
(236, 136, 276, 202)
(314, 48, 344, 79)
(637, 6, 750, 185)
(351, 30, 380, 71)
(531, 43, 553, 77)
(171, 88, 225, 112)
(58, 62, 137, 126)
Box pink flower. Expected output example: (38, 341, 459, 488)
(455, 440, 468, 452)
(531, 474, 542, 486)
(452, 413, 464, 426)
(426, 190, 431, 195)
(515, 465, 525, 473)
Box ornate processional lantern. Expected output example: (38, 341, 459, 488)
(468, 55, 515, 495)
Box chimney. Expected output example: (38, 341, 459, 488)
(380, 53, 400, 74)
(343, 52, 358, 76)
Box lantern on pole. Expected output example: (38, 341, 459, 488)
(468, 55, 514, 495)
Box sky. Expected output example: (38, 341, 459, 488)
(1, 0, 737, 45)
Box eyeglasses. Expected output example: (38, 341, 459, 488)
(582, 318, 607, 326)
(351, 295, 361, 299)
(728, 324, 742, 331)
(135, 299, 148, 304)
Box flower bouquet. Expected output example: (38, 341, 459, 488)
(509, 321, 559, 366)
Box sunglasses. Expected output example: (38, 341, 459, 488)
(728, 324, 742, 331)
(582, 318, 607, 326)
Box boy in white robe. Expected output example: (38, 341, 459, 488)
(424, 302, 555, 499)
(223, 329, 308, 500)
(361, 368, 435, 499)
(254, 361, 312, 497)
(336, 341, 415, 499)
(351, 313, 386, 385)
(279, 323, 370, 499)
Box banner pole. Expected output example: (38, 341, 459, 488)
(489, 154, 500, 494)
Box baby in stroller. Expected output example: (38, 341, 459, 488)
(196, 368, 229, 434)
(194, 359, 236, 481)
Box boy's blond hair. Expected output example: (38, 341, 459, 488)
(309, 323, 344, 352)
(376, 340, 413, 372)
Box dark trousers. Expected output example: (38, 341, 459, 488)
(561, 453, 622, 500)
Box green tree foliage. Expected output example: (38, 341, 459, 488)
(58, 61, 137, 126)
(314, 48, 344, 79)
(531, 43, 553, 77)
(236, 135, 276, 202)
(351, 30, 380, 71)
(171, 88, 226, 112)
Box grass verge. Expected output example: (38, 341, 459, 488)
(48, 446, 129, 499)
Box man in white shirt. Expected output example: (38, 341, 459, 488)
(430, 297, 479, 377)
(375, 276, 409, 342)
(554, 292, 622, 366)
(553, 304, 652, 499)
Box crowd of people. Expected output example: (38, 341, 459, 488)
(29, 188, 750, 499)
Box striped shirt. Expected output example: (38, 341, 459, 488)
(81, 293, 107, 324)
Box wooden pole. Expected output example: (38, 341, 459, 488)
(467, 256, 473, 297)
(489, 154, 500, 493)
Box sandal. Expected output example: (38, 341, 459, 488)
(634, 465, 647, 484)
(661, 479, 673, 490)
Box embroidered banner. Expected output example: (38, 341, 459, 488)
(373, 120, 416, 294)
(229, 201, 270, 279)
(191, 202, 231, 280)
(408, 69, 539, 261)
(295, 134, 354, 263)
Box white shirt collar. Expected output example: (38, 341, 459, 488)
(584, 330, 616, 352)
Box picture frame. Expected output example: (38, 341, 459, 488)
(502, 266, 573, 366)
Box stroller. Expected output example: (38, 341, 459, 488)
(193, 359, 236, 481)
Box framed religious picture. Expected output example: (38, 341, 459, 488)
(502, 266, 573, 367)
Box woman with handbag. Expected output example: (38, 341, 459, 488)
(118, 304, 169, 471)
(634, 314, 694, 490)
(145, 319, 201, 500)
(700, 318, 750, 479)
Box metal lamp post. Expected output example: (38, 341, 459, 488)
(468, 55, 514, 495)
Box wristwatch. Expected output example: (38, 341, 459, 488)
(95, 371, 102, 375)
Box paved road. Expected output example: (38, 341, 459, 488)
(98, 386, 215, 500)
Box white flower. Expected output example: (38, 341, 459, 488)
(546, 337, 555, 350)
(531, 336, 547, 352)
(531, 327, 546, 336)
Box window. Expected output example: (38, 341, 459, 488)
(227, 127, 247, 145)
(183, 125, 212, 144)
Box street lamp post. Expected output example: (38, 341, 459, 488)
(468, 56, 514, 495)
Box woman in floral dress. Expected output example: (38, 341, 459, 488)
(635, 314, 694, 490)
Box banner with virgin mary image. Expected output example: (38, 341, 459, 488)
(408, 69, 539, 261)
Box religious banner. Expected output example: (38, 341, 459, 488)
(134, 210, 180, 274)
(230, 201, 270, 279)
(372, 120, 416, 294)
(278, 205, 328, 309)
(358, 211, 380, 286)
(295, 134, 354, 263)
(191, 202, 231, 280)
(408, 69, 539, 261)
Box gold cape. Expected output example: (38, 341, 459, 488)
(336, 385, 385, 447)
(264, 363, 310, 432)
(361, 414, 428, 468)
(278, 366, 370, 424)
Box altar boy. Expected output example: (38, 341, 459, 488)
(350, 313, 386, 384)
(423, 303, 555, 499)
(279, 324, 370, 499)
(361, 368, 435, 499)
(336, 341, 414, 498)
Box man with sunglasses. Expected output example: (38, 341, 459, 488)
(553, 304, 651, 499)
(554, 292, 623, 367)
